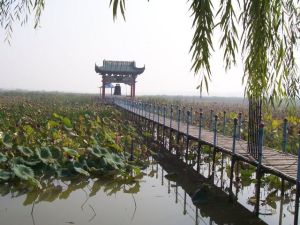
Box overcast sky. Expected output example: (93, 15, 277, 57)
(0, 0, 245, 97)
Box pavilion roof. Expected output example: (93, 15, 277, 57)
(95, 60, 145, 75)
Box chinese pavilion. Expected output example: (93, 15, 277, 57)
(95, 60, 145, 99)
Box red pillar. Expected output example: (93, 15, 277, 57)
(133, 81, 136, 98)
(102, 80, 105, 99)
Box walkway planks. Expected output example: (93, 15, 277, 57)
(115, 101, 298, 184)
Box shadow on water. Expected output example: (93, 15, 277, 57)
(154, 149, 267, 225)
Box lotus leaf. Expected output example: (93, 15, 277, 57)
(0, 152, 7, 162)
(73, 161, 90, 176)
(47, 120, 59, 129)
(56, 168, 73, 178)
(21, 158, 41, 167)
(62, 117, 72, 128)
(12, 164, 35, 181)
(36, 147, 54, 164)
(107, 143, 122, 152)
(3, 133, 12, 148)
(0, 169, 11, 181)
(63, 147, 79, 158)
(50, 146, 62, 160)
(11, 156, 26, 165)
(88, 146, 108, 158)
(110, 153, 125, 168)
(17, 146, 34, 157)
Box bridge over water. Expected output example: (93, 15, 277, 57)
(111, 97, 300, 224)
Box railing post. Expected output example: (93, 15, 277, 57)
(210, 110, 214, 131)
(223, 111, 227, 136)
(176, 108, 181, 157)
(139, 102, 141, 116)
(148, 104, 151, 120)
(197, 111, 203, 173)
(177, 109, 181, 134)
(157, 105, 160, 140)
(232, 118, 237, 155)
(212, 115, 218, 181)
(182, 107, 186, 124)
(229, 118, 238, 198)
(198, 109, 203, 139)
(153, 104, 155, 121)
(255, 122, 264, 216)
(170, 105, 173, 128)
(152, 104, 155, 137)
(157, 105, 160, 124)
(185, 111, 190, 162)
(258, 123, 264, 166)
(190, 107, 193, 125)
(282, 118, 288, 152)
(169, 105, 173, 151)
(163, 105, 166, 147)
(238, 112, 242, 140)
(213, 115, 218, 147)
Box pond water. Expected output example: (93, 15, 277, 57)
(0, 153, 297, 225)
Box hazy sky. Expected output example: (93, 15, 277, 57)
(0, 0, 245, 96)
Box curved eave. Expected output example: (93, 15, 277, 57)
(95, 64, 145, 76)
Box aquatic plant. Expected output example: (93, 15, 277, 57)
(0, 92, 149, 188)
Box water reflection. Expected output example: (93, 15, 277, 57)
(0, 154, 296, 225)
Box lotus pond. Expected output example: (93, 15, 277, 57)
(0, 92, 297, 225)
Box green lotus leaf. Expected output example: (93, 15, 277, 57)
(52, 113, 61, 119)
(63, 147, 79, 158)
(110, 153, 124, 168)
(35, 147, 56, 165)
(21, 158, 41, 167)
(102, 154, 119, 170)
(62, 117, 72, 128)
(11, 156, 26, 165)
(107, 143, 122, 152)
(88, 146, 108, 158)
(56, 168, 73, 178)
(0, 169, 11, 181)
(50, 146, 62, 160)
(17, 146, 34, 157)
(78, 158, 90, 171)
(28, 178, 42, 189)
(12, 164, 34, 181)
(0, 152, 7, 162)
(11, 156, 41, 167)
(47, 120, 59, 129)
(3, 133, 12, 148)
(73, 161, 90, 176)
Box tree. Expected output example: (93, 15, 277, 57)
(0, 0, 45, 43)
(111, 0, 300, 104)
(1, 0, 299, 103)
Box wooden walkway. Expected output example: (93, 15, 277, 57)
(114, 100, 298, 184)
